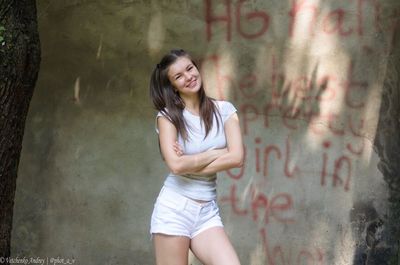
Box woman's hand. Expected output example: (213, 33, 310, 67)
(173, 141, 228, 158)
(158, 116, 229, 175)
(186, 113, 244, 175)
(173, 141, 184, 156)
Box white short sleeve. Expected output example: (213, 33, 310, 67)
(219, 101, 237, 123)
(155, 111, 168, 134)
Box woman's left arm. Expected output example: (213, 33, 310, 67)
(187, 113, 244, 175)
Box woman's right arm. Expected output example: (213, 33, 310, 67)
(157, 116, 227, 175)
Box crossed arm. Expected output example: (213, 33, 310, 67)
(157, 113, 244, 176)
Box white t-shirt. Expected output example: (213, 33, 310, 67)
(155, 100, 237, 201)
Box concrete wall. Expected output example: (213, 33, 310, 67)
(12, 0, 399, 264)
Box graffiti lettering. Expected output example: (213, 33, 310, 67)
(236, 0, 270, 39)
(320, 141, 353, 191)
(260, 227, 325, 265)
(204, 0, 232, 41)
(205, 0, 270, 41)
(289, 0, 381, 38)
(205, 0, 383, 41)
(201, 54, 368, 111)
(230, 138, 355, 191)
(219, 183, 295, 224)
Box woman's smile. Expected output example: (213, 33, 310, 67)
(187, 79, 197, 89)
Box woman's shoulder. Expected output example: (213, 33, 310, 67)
(213, 100, 236, 113)
(212, 100, 237, 123)
(155, 108, 173, 134)
(155, 108, 175, 125)
(156, 107, 169, 117)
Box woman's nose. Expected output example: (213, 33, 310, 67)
(183, 72, 192, 80)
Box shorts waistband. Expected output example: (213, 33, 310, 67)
(158, 186, 215, 211)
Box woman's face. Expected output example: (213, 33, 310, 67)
(167, 56, 202, 97)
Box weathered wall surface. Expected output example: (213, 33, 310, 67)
(11, 0, 399, 264)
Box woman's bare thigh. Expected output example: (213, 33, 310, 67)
(190, 227, 241, 265)
(153, 233, 191, 265)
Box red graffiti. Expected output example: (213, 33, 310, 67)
(199, 54, 233, 100)
(219, 183, 295, 224)
(346, 116, 366, 156)
(201, 54, 369, 112)
(260, 227, 325, 265)
(270, 57, 368, 110)
(289, 0, 381, 38)
(263, 145, 281, 178)
(288, 0, 319, 37)
(239, 73, 259, 99)
(204, 0, 232, 41)
(205, 0, 386, 42)
(270, 55, 337, 104)
(322, 8, 353, 36)
(241, 101, 365, 140)
(320, 141, 353, 192)
(236, 0, 270, 39)
(342, 61, 369, 109)
(204, 0, 270, 42)
(228, 137, 300, 180)
(241, 104, 259, 135)
(227, 138, 355, 192)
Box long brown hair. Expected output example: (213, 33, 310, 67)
(149, 49, 220, 141)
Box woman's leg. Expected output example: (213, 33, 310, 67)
(153, 233, 191, 265)
(190, 227, 241, 265)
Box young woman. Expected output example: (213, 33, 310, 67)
(149, 49, 244, 265)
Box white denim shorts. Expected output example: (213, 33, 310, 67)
(150, 186, 223, 239)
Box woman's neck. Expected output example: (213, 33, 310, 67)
(181, 95, 200, 114)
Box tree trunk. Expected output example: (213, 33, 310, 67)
(372, 20, 400, 265)
(0, 0, 41, 260)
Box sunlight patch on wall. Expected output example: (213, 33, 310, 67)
(332, 226, 356, 265)
(304, 52, 350, 150)
(360, 82, 383, 165)
(201, 48, 235, 100)
(289, 0, 321, 49)
(309, 27, 339, 57)
(283, 0, 322, 110)
(147, 12, 165, 55)
(317, 54, 349, 111)
(96, 34, 103, 60)
(73, 76, 81, 105)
